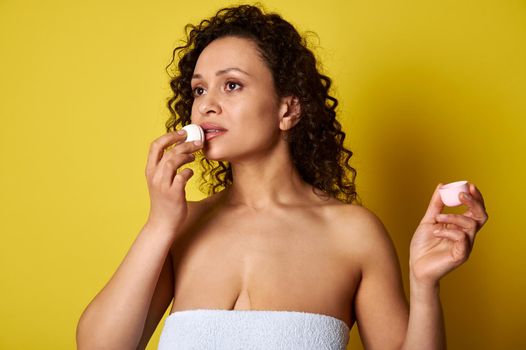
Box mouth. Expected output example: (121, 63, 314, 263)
(204, 129, 227, 141)
(200, 123, 227, 141)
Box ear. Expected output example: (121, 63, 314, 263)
(278, 96, 301, 131)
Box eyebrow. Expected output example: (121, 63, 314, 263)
(192, 67, 251, 80)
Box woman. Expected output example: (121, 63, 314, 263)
(76, 4, 489, 350)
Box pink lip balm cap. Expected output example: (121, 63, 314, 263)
(438, 180, 469, 206)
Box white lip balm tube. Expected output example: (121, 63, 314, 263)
(181, 124, 205, 143)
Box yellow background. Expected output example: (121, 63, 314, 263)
(1, 0, 525, 349)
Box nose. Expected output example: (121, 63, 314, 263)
(197, 90, 222, 116)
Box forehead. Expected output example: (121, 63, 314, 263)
(193, 36, 267, 74)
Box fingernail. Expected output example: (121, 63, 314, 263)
(462, 193, 471, 200)
(433, 229, 440, 234)
(177, 130, 186, 135)
(193, 140, 202, 146)
(436, 214, 447, 220)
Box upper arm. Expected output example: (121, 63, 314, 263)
(349, 206, 409, 350)
(136, 200, 200, 349)
(136, 248, 175, 349)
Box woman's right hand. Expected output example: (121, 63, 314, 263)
(144, 130, 203, 236)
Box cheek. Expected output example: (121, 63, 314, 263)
(231, 105, 275, 138)
(235, 93, 279, 122)
(190, 102, 198, 119)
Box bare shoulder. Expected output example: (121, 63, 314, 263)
(330, 203, 395, 266)
(332, 203, 390, 241)
(333, 203, 384, 225)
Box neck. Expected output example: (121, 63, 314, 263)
(220, 139, 317, 210)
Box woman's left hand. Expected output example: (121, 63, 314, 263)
(409, 182, 489, 286)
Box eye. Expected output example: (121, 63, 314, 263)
(192, 86, 205, 97)
(225, 81, 242, 92)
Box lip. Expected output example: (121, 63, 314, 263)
(200, 122, 228, 131)
(204, 130, 226, 141)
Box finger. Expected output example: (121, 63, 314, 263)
(433, 227, 466, 241)
(434, 221, 465, 234)
(468, 182, 487, 210)
(159, 153, 195, 189)
(146, 130, 187, 176)
(172, 168, 194, 190)
(457, 185, 489, 228)
(435, 214, 477, 234)
(421, 183, 445, 224)
(157, 141, 202, 180)
(432, 229, 472, 262)
(165, 139, 204, 156)
(435, 214, 477, 244)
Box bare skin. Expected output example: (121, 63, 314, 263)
(167, 188, 364, 330)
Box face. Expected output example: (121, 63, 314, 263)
(190, 36, 284, 162)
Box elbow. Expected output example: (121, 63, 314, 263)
(76, 314, 103, 350)
(76, 313, 137, 350)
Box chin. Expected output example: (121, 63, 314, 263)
(202, 149, 229, 163)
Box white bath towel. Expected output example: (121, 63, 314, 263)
(158, 308, 350, 350)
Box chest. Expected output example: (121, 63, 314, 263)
(169, 207, 360, 328)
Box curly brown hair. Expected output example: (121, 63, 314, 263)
(164, 3, 361, 205)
